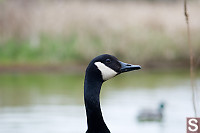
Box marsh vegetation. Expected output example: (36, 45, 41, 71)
(0, 1, 200, 69)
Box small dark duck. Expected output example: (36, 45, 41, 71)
(137, 102, 165, 122)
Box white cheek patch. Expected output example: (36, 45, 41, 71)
(94, 62, 117, 81)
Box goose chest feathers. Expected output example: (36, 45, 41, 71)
(84, 54, 141, 133)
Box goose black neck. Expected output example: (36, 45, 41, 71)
(84, 68, 110, 133)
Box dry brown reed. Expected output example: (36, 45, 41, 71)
(184, 0, 199, 117)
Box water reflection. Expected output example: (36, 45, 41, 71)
(0, 71, 199, 133)
(0, 74, 84, 106)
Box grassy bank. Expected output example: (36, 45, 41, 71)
(0, 1, 200, 69)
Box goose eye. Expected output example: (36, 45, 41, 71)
(106, 59, 111, 63)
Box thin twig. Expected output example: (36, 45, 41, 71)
(184, 0, 197, 117)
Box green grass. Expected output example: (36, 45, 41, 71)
(0, 34, 91, 64)
(0, 30, 199, 67)
(0, 34, 83, 64)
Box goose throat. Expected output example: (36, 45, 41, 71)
(94, 62, 117, 81)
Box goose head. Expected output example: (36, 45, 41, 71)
(86, 54, 141, 81)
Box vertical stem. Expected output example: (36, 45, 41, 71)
(184, 0, 197, 117)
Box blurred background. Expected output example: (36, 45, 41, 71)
(0, 0, 200, 133)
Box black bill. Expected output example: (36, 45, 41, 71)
(119, 61, 141, 73)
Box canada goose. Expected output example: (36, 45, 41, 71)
(84, 54, 141, 133)
(137, 102, 165, 122)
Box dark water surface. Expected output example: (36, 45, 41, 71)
(0, 70, 199, 133)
